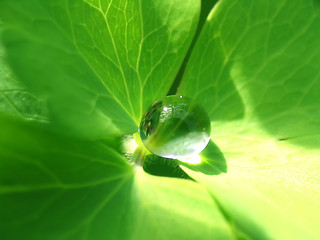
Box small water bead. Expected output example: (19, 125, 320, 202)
(139, 95, 211, 159)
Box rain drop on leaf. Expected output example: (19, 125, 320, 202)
(139, 95, 211, 159)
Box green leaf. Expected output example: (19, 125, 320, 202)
(2, 0, 319, 239)
(125, 170, 235, 240)
(0, 30, 47, 121)
(0, 114, 133, 239)
(180, 0, 320, 239)
(0, 115, 235, 240)
(0, 0, 200, 138)
(143, 154, 192, 179)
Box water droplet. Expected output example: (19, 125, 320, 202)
(139, 95, 211, 159)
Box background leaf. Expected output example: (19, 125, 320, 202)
(168, 0, 219, 94)
(0, 0, 200, 138)
(0, 114, 133, 239)
(0, 115, 235, 240)
(0, 29, 47, 122)
(180, 0, 320, 239)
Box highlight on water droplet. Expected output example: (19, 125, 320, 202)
(178, 154, 202, 164)
(122, 134, 138, 153)
(139, 95, 211, 159)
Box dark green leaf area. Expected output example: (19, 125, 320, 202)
(0, 114, 133, 240)
(0, 114, 235, 240)
(0, 40, 48, 122)
(143, 154, 192, 180)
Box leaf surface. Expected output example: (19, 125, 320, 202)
(180, 0, 320, 239)
(0, 115, 234, 240)
(0, 34, 47, 121)
(0, 0, 200, 138)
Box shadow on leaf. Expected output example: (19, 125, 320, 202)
(178, 140, 227, 175)
(143, 154, 192, 180)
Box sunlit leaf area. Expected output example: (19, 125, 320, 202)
(1, 0, 319, 239)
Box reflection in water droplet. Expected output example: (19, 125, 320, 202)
(139, 95, 211, 159)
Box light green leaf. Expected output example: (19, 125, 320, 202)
(0, 115, 235, 240)
(2, 0, 319, 239)
(180, 0, 320, 239)
(178, 140, 227, 175)
(0, 0, 200, 138)
(123, 169, 235, 240)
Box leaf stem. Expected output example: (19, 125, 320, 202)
(133, 146, 147, 166)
